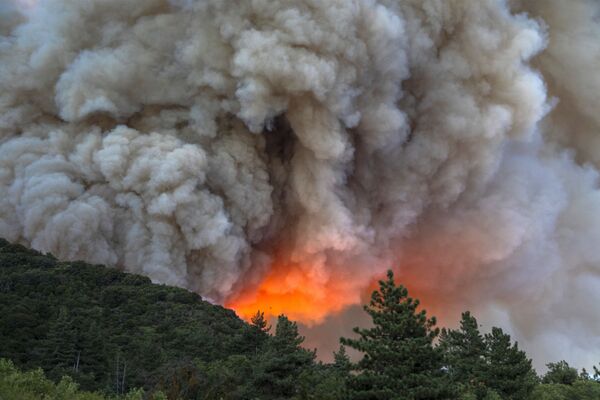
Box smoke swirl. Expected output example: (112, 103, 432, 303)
(1, 0, 600, 368)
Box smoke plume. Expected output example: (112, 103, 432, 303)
(1, 0, 600, 368)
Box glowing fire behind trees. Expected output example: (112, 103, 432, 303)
(227, 260, 364, 324)
(2, 0, 600, 370)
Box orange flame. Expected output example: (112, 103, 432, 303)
(227, 252, 458, 327)
(226, 229, 475, 326)
(226, 257, 364, 325)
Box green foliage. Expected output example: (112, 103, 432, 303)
(483, 391, 502, 400)
(293, 346, 351, 400)
(440, 311, 487, 397)
(341, 270, 456, 400)
(149, 317, 319, 400)
(441, 312, 538, 400)
(530, 381, 600, 400)
(253, 315, 317, 399)
(3, 240, 600, 400)
(332, 345, 352, 376)
(593, 364, 600, 380)
(294, 363, 348, 400)
(150, 358, 207, 399)
(198, 355, 256, 399)
(459, 390, 502, 400)
(0, 238, 258, 394)
(483, 327, 538, 399)
(251, 310, 271, 333)
(0, 358, 154, 400)
(542, 361, 578, 385)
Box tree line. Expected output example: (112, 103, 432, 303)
(1, 238, 599, 399)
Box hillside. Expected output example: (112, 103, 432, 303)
(0, 238, 257, 393)
(2, 238, 600, 400)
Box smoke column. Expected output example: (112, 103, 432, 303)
(1, 0, 600, 368)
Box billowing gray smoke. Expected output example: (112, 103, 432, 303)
(1, 0, 599, 368)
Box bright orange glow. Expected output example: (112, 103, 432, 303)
(226, 250, 459, 326)
(227, 237, 472, 327)
(226, 259, 458, 328)
(226, 256, 364, 325)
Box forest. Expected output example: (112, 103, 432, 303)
(1, 237, 599, 400)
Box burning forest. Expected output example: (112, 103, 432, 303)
(1, 0, 600, 372)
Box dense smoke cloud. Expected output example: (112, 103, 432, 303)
(1, 0, 599, 368)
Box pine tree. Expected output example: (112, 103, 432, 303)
(341, 270, 456, 400)
(333, 345, 352, 376)
(44, 307, 78, 381)
(579, 367, 591, 381)
(74, 321, 105, 390)
(295, 347, 351, 400)
(542, 360, 578, 385)
(439, 312, 487, 397)
(242, 310, 271, 356)
(250, 310, 271, 334)
(483, 327, 537, 400)
(254, 315, 316, 399)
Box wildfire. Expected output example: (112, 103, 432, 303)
(226, 257, 365, 324)
(226, 250, 458, 327)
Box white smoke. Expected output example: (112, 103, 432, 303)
(1, 0, 599, 368)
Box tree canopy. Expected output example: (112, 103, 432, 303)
(1, 240, 600, 400)
(341, 270, 456, 400)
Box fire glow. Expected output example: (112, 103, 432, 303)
(226, 258, 364, 324)
(226, 250, 459, 327)
(3, 0, 600, 370)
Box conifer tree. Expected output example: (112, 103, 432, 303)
(542, 360, 578, 385)
(250, 310, 271, 333)
(254, 315, 316, 399)
(44, 307, 78, 380)
(341, 270, 456, 400)
(439, 312, 487, 397)
(246, 310, 271, 353)
(579, 367, 591, 381)
(333, 345, 352, 376)
(295, 346, 352, 400)
(483, 327, 537, 400)
(72, 321, 105, 390)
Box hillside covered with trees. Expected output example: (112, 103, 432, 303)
(1, 238, 599, 399)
